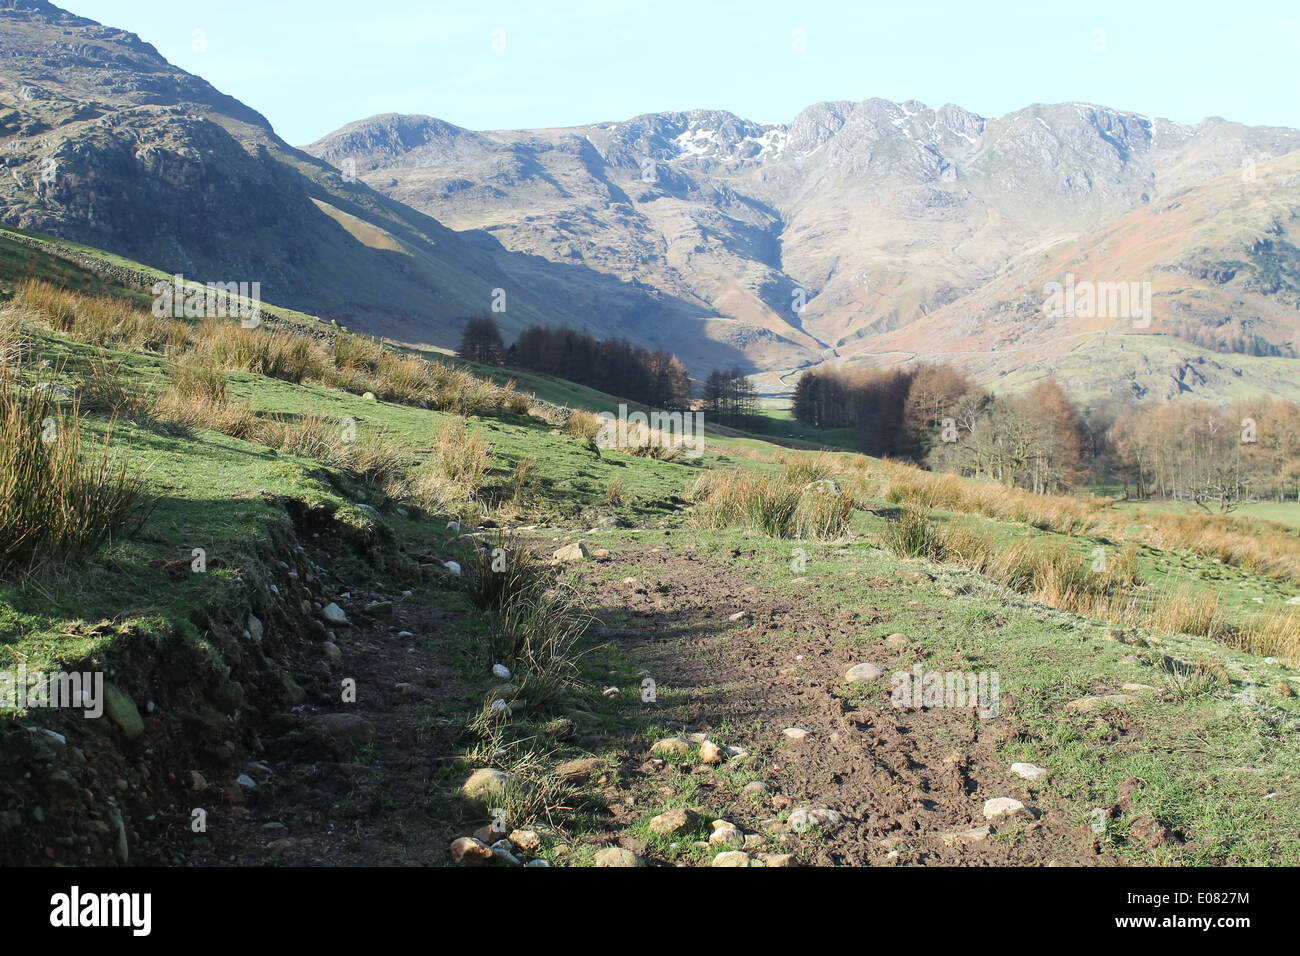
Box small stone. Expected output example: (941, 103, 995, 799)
(491, 845, 522, 866)
(492, 664, 512, 680)
(247, 615, 264, 642)
(758, 852, 793, 867)
(102, 684, 144, 741)
(727, 611, 748, 622)
(322, 641, 342, 662)
(844, 662, 886, 683)
(508, 829, 542, 852)
(782, 727, 809, 741)
(699, 741, 724, 764)
(942, 825, 991, 846)
(649, 808, 700, 837)
(742, 781, 769, 796)
(189, 771, 207, 791)
(788, 807, 843, 830)
(444, 561, 462, 576)
(711, 850, 751, 867)
(884, 633, 911, 647)
(650, 737, 692, 757)
(982, 797, 1027, 821)
(556, 757, 604, 778)
(450, 837, 494, 865)
(321, 603, 348, 625)
(709, 824, 745, 847)
(594, 847, 643, 867)
(553, 542, 589, 563)
(1010, 762, 1050, 782)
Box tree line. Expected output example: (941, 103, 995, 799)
(458, 315, 691, 410)
(793, 363, 1300, 506)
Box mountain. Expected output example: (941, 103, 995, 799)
(308, 101, 1300, 400)
(4, 0, 1299, 401)
(0, 0, 739, 367)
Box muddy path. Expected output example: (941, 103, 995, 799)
(572, 536, 1109, 866)
(185, 546, 472, 867)
(180, 528, 1109, 867)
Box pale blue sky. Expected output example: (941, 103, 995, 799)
(64, 0, 1300, 144)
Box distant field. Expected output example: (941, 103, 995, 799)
(1115, 498, 1300, 530)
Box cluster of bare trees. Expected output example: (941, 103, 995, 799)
(1109, 400, 1300, 509)
(925, 380, 1087, 494)
(793, 364, 1085, 491)
(795, 362, 1300, 506)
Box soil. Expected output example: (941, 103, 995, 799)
(175, 532, 1110, 867)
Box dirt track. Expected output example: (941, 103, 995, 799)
(184, 533, 1109, 866)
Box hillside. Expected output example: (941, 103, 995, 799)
(308, 103, 1300, 397)
(0, 0, 737, 363)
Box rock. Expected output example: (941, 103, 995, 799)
(698, 741, 725, 764)
(281, 675, 307, 705)
(102, 684, 144, 741)
(450, 837, 494, 866)
(461, 768, 511, 807)
(357, 503, 381, 519)
(594, 847, 643, 867)
(895, 570, 934, 584)
(247, 615, 264, 643)
(650, 737, 692, 757)
(444, 561, 462, 576)
(1064, 694, 1137, 713)
(235, 773, 257, 789)
(803, 479, 839, 495)
(758, 852, 793, 867)
(711, 850, 751, 867)
(508, 829, 541, 852)
(321, 603, 348, 625)
(788, 807, 843, 830)
(782, 727, 809, 741)
(982, 797, 1027, 821)
(313, 713, 375, 752)
(709, 824, 745, 847)
(649, 808, 700, 837)
(189, 771, 207, 792)
(322, 641, 342, 662)
(362, 391, 377, 401)
(553, 542, 589, 563)
(492, 664, 512, 680)
(1010, 762, 1050, 782)
(844, 662, 886, 683)
(942, 825, 991, 846)
(1120, 683, 1159, 693)
(556, 757, 604, 779)
(727, 611, 748, 622)
(491, 845, 522, 866)
(742, 781, 769, 797)
(884, 633, 911, 647)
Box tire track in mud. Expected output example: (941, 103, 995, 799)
(590, 539, 1107, 866)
